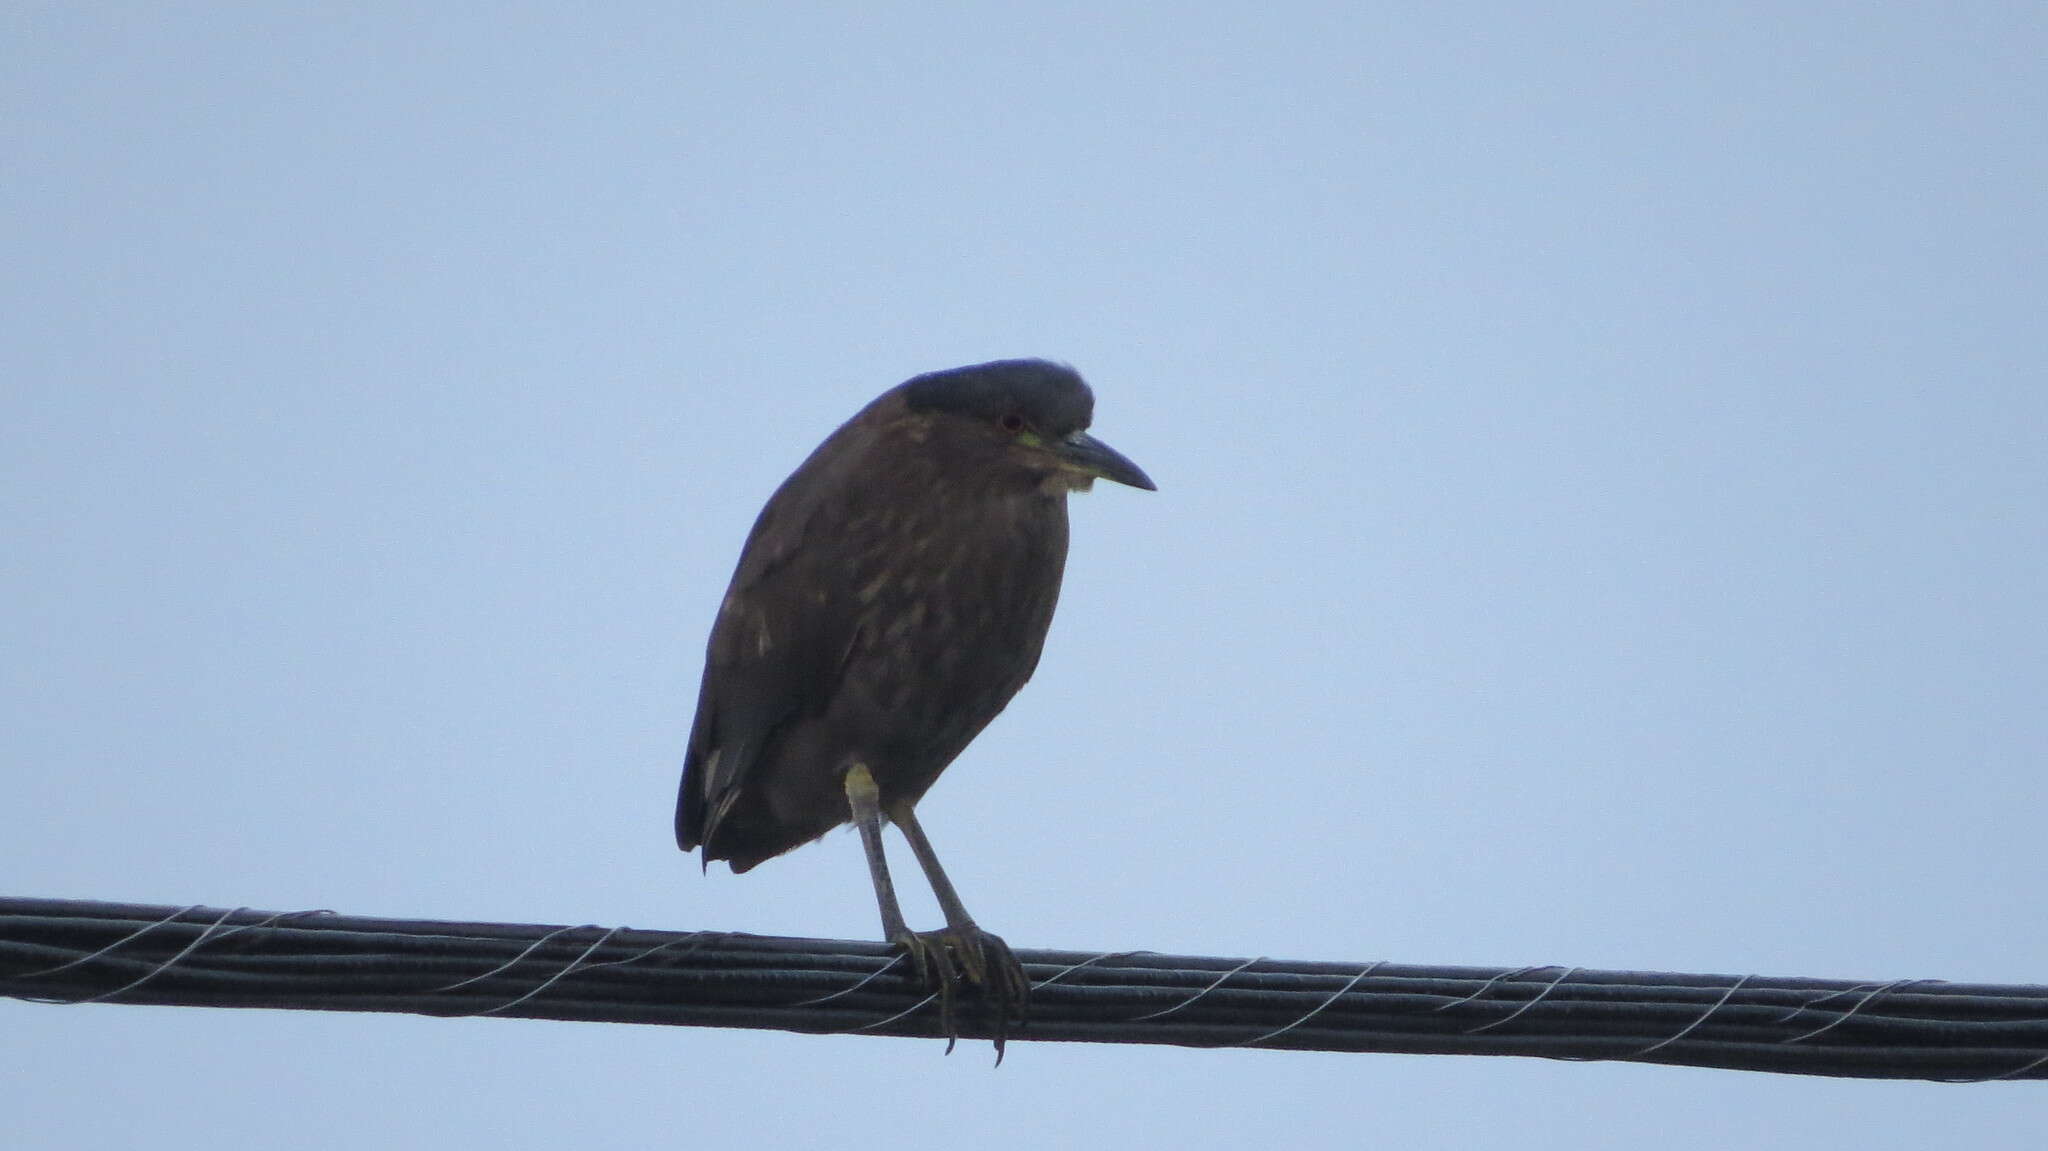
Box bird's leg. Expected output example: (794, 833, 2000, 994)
(888, 800, 1031, 1037)
(844, 764, 972, 1040)
(890, 802, 976, 934)
(843, 762, 912, 942)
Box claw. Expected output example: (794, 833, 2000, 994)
(890, 926, 1029, 1060)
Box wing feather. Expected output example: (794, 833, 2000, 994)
(674, 424, 875, 854)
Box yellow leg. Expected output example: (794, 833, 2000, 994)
(843, 763, 909, 941)
(841, 768, 1030, 1057)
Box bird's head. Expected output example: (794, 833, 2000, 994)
(899, 359, 1156, 494)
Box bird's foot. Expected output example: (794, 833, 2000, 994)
(891, 925, 1030, 1059)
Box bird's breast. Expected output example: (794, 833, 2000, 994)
(838, 491, 1069, 762)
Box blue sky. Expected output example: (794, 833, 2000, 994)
(5, 4, 2045, 1147)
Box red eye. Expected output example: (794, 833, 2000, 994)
(1000, 413, 1025, 432)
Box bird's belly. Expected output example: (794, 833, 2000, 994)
(840, 547, 1060, 799)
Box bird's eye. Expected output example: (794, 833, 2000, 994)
(1000, 413, 1025, 432)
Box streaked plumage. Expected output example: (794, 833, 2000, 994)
(675, 358, 1154, 1041)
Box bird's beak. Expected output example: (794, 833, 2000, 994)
(1054, 430, 1156, 491)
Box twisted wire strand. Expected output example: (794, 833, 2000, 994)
(4, 896, 2045, 1081)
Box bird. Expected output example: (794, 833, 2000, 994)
(676, 358, 1154, 1043)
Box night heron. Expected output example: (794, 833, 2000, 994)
(675, 358, 1154, 1042)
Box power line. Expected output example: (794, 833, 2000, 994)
(3, 896, 2043, 1080)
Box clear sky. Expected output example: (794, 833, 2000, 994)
(5, 4, 2044, 1147)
